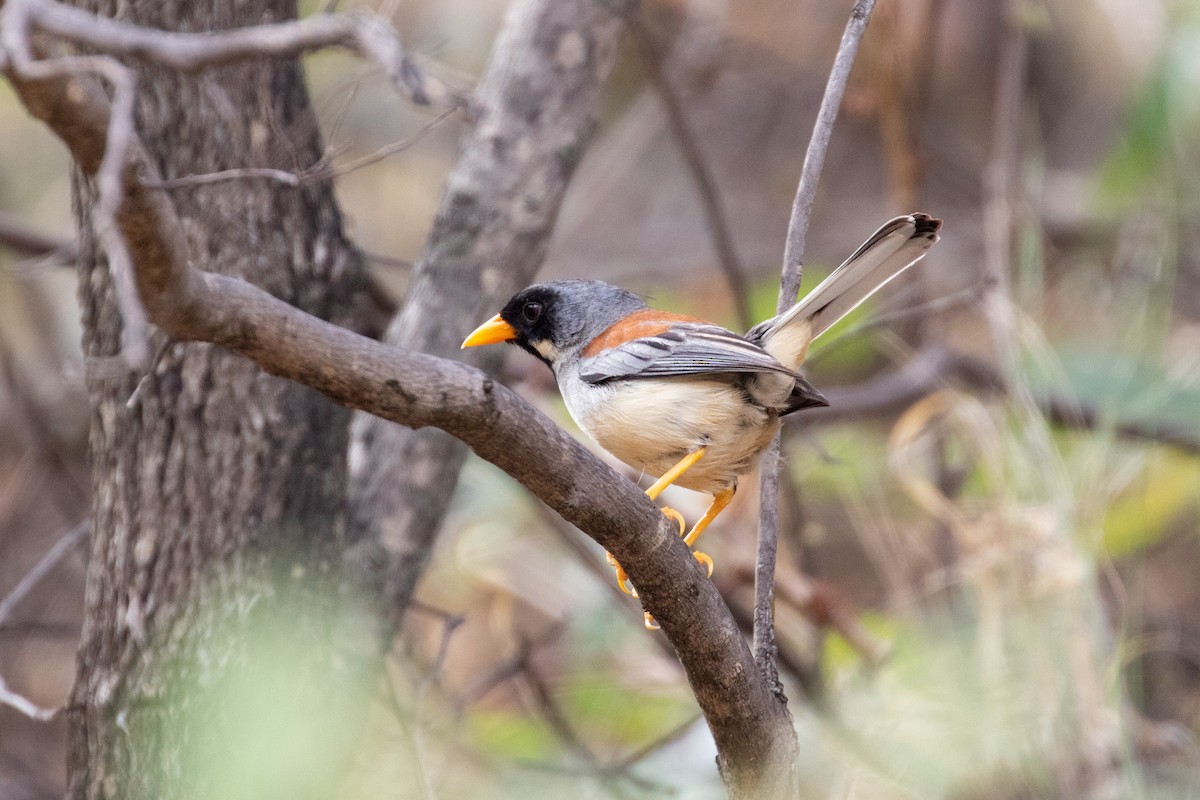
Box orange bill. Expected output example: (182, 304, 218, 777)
(461, 314, 517, 348)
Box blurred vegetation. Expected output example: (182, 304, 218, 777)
(3, 0, 1200, 798)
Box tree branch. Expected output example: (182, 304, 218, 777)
(0, 519, 88, 722)
(8, 0, 470, 112)
(756, 0, 877, 696)
(0, 0, 467, 369)
(2, 26, 796, 795)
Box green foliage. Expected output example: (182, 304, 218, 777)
(164, 580, 375, 800)
(1099, 5, 1200, 203)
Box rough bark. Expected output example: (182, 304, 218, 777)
(347, 0, 632, 630)
(63, 1, 373, 798)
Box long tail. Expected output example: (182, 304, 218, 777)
(751, 213, 942, 366)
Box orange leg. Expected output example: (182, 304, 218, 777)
(641, 486, 737, 630)
(606, 448, 708, 598)
(645, 448, 707, 501)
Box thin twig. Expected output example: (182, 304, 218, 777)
(517, 654, 648, 799)
(140, 109, 454, 190)
(1041, 395, 1200, 457)
(982, 0, 1025, 370)
(629, 15, 751, 330)
(19, 0, 470, 113)
(778, 0, 878, 304)
(4, 0, 147, 369)
(0, 673, 58, 721)
(756, 0, 877, 692)
(0, 519, 89, 626)
(0, 521, 86, 722)
(456, 621, 567, 708)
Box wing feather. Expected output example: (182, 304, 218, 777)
(578, 323, 798, 384)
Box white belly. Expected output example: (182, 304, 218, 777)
(558, 370, 777, 495)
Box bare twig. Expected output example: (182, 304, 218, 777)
(3, 0, 147, 368)
(982, 0, 1025, 368)
(410, 610, 464, 800)
(1041, 395, 1200, 457)
(1, 0, 468, 370)
(0, 520, 85, 722)
(14, 0, 470, 113)
(517, 654, 653, 798)
(457, 622, 567, 709)
(0, 673, 58, 721)
(518, 656, 602, 771)
(0, 520, 88, 627)
(140, 109, 454, 190)
(629, 15, 751, 330)
(778, 0, 879, 302)
(616, 713, 703, 767)
(756, 0, 877, 694)
(799, 347, 1002, 425)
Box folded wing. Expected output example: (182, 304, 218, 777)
(577, 323, 799, 384)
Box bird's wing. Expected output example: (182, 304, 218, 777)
(577, 322, 799, 384)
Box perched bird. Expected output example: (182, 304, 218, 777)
(463, 213, 941, 620)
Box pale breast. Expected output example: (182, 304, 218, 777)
(558, 370, 778, 495)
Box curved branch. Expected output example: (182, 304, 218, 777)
(3, 40, 795, 799)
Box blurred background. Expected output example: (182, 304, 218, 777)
(3, 0, 1200, 797)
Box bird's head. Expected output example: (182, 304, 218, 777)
(461, 280, 645, 369)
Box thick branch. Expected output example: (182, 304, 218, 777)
(3, 44, 795, 797)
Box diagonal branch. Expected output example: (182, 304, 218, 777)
(2, 33, 795, 798)
(0, 0, 468, 368)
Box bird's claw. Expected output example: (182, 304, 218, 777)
(661, 506, 686, 536)
(606, 551, 638, 597)
(693, 550, 714, 577)
(643, 612, 660, 630)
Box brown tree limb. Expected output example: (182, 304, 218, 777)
(2, 33, 796, 799)
(1, 0, 466, 369)
(756, 0, 877, 701)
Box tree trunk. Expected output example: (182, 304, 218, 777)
(348, 0, 631, 633)
(66, 1, 373, 798)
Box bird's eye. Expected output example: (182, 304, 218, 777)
(522, 301, 543, 323)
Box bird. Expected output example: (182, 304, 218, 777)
(463, 213, 941, 624)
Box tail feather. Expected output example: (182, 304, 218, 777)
(752, 213, 941, 367)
